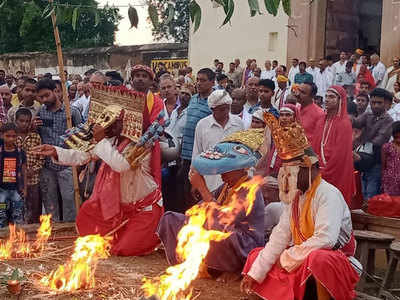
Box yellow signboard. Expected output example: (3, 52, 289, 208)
(151, 58, 188, 73)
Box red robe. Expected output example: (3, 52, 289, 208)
(312, 86, 356, 208)
(299, 103, 324, 146)
(76, 92, 164, 256)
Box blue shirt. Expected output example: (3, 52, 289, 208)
(294, 72, 314, 84)
(38, 104, 82, 171)
(181, 94, 212, 160)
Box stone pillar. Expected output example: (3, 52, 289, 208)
(286, 0, 327, 64)
(381, 0, 400, 66)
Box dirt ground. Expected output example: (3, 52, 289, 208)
(0, 223, 395, 300)
(0, 223, 245, 300)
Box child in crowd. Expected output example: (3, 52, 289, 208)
(15, 108, 44, 223)
(381, 121, 400, 196)
(0, 123, 26, 227)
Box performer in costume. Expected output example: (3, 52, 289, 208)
(312, 86, 355, 208)
(241, 112, 360, 300)
(158, 129, 266, 283)
(33, 87, 164, 256)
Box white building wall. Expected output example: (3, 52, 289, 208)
(189, 1, 289, 72)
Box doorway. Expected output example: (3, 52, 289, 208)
(325, 0, 383, 59)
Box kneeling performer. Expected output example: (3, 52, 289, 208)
(33, 99, 163, 257)
(158, 129, 266, 283)
(241, 112, 360, 300)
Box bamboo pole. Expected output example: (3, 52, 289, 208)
(48, 0, 81, 214)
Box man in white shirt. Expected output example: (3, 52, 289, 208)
(315, 59, 333, 99)
(332, 51, 348, 75)
(192, 90, 244, 191)
(231, 88, 251, 129)
(243, 77, 260, 113)
(261, 60, 275, 80)
(288, 58, 299, 84)
(72, 82, 89, 117)
(306, 58, 320, 82)
(370, 54, 386, 87)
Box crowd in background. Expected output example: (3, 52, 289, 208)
(0, 47, 399, 227)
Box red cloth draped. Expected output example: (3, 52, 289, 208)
(76, 189, 163, 256)
(357, 66, 376, 89)
(312, 86, 356, 208)
(75, 92, 165, 256)
(143, 93, 164, 187)
(242, 248, 359, 300)
(299, 103, 324, 146)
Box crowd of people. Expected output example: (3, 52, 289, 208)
(0, 47, 399, 298)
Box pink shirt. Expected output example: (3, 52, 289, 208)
(299, 103, 324, 145)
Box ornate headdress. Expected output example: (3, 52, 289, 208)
(88, 86, 145, 142)
(263, 111, 309, 161)
(192, 129, 265, 175)
(61, 86, 145, 152)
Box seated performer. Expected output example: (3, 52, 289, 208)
(241, 112, 360, 300)
(158, 129, 266, 283)
(33, 101, 163, 256)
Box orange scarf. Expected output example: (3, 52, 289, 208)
(290, 174, 321, 245)
(290, 174, 330, 300)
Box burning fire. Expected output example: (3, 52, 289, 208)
(40, 234, 111, 292)
(142, 176, 263, 300)
(0, 214, 52, 260)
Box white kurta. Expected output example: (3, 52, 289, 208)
(247, 179, 354, 283)
(332, 60, 348, 75)
(288, 66, 299, 84)
(192, 114, 244, 191)
(54, 138, 158, 205)
(370, 61, 386, 85)
(381, 66, 399, 92)
(315, 69, 333, 98)
(306, 67, 320, 82)
(260, 70, 275, 80)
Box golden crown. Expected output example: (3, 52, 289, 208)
(89, 86, 145, 142)
(222, 128, 265, 153)
(263, 111, 309, 160)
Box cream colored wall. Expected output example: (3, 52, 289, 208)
(188, 1, 289, 73)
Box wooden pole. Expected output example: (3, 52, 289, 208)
(49, 0, 81, 214)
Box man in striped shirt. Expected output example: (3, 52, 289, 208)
(178, 68, 215, 212)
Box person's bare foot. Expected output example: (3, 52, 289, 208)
(216, 272, 241, 283)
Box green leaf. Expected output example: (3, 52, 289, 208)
(273, 0, 280, 15)
(248, 0, 260, 16)
(165, 3, 174, 25)
(0, 0, 6, 9)
(41, 3, 51, 18)
(94, 10, 100, 27)
(128, 5, 138, 28)
(56, 5, 63, 25)
(221, 0, 234, 26)
(72, 7, 79, 31)
(264, 0, 278, 16)
(282, 0, 291, 16)
(148, 4, 159, 29)
(189, 0, 201, 32)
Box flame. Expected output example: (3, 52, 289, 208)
(0, 214, 52, 260)
(34, 214, 52, 251)
(40, 234, 111, 292)
(142, 176, 263, 300)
